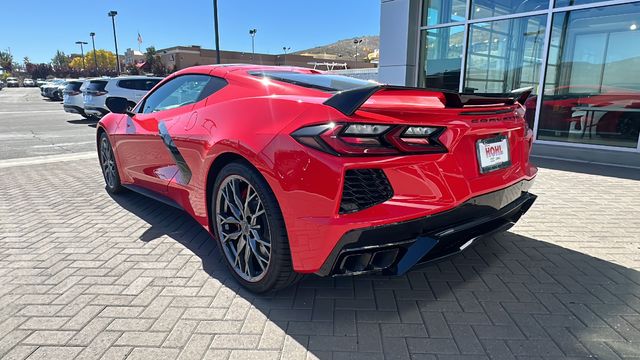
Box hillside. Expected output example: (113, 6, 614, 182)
(294, 35, 379, 61)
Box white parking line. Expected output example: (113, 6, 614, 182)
(0, 152, 97, 169)
(0, 110, 64, 115)
(31, 141, 95, 148)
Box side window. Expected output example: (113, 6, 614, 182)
(118, 79, 136, 90)
(141, 75, 227, 114)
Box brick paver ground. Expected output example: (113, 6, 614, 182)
(1, 157, 639, 359)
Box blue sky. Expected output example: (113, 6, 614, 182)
(1, 0, 380, 64)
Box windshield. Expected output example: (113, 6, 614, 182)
(249, 71, 375, 92)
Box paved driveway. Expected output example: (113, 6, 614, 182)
(1, 90, 640, 359)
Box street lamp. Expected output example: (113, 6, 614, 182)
(249, 28, 257, 60)
(108, 10, 121, 73)
(213, 0, 221, 64)
(282, 46, 290, 65)
(89, 32, 98, 72)
(353, 38, 363, 68)
(75, 41, 88, 69)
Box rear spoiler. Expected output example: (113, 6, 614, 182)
(323, 85, 533, 116)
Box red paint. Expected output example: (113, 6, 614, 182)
(98, 65, 537, 274)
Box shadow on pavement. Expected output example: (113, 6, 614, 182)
(67, 118, 98, 128)
(533, 156, 640, 181)
(110, 190, 640, 359)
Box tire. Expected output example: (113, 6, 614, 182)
(98, 132, 124, 194)
(211, 162, 301, 293)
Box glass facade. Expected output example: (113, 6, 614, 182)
(418, 26, 464, 90)
(418, 0, 640, 151)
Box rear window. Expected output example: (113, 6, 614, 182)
(118, 79, 161, 91)
(87, 80, 108, 92)
(65, 82, 83, 91)
(249, 71, 374, 92)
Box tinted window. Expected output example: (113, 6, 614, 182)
(250, 71, 374, 92)
(141, 75, 227, 114)
(87, 80, 108, 92)
(118, 79, 161, 91)
(64, 82, 83, 91)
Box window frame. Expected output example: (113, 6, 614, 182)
(135, 73, 228, 114)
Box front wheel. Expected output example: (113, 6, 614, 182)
(212, 162, 301, 293)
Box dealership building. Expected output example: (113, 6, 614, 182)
(379, 0, 640, 166)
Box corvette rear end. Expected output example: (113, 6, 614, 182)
(98, 65, 537, 292)
(258, 81, 537, 277)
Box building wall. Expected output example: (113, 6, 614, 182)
(157, 46, 376, 71)
(379, 0, 640, 165)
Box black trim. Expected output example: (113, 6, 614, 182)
(316, 179, 536, 276)
(158, 121, 192, 185)
(122, 184, 183, 209)
(323, 85, 533, 116)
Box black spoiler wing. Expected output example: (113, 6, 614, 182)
(323, 85, 533, 116)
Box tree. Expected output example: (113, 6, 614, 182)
(51, 50, 70, 76)
(142, 46, 168, 76)
(0, 49, 13, 72)
(27, 63, 53, 80)
(85, 49, 116, 71)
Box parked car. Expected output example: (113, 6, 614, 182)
(63, 80, 93, 118)
(97, 64, 538, 292)
(6, 77, 20, 87)
(0, 80, 4, 90)
(40, 79, 65, 98)
(50, 82, 67, 101)
(84, 76, 162, 118)
(23, 78, 35, 87)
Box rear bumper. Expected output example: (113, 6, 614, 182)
(316, 179, 536, 276)
(84, 106, 109, 116)
(63, 105, 85, 115)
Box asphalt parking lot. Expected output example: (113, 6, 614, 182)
(1, 87, 640, 359)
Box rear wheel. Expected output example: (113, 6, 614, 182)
(212, 162, 301, 293)
(98, 132, 124, 194)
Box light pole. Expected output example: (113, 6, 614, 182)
(75, 41, 88, 69)
(353, 38, 363, 68)
(249, 28, 257, 60)
(89, 32, 97, 72)
(282, 46, 290, 65)
(213, 0, 221, 64)
(108, 11, 121, 73)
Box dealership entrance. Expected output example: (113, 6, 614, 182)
(379, 0, 640, 165)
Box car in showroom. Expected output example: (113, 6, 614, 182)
(97, 64, 537, 292)
(23, 78, 35, 87)
(6, 77, 20, 87)
(84, 76, 162, 118)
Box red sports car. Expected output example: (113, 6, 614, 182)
(98, 65, 537, 292)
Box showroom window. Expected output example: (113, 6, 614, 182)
(464, 15, 546, 93)
(470, 0, 549, 19)
(537, 2, 640, 148)
(422, 0, 466, 26)
(418, 26, 464, 90)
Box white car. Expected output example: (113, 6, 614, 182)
(6, 77, 20, 87)
(84, 76, 162, 118)
(41, 79, 65, 98)
(63, 80, 91, 117)
(23, 79, 35, 87)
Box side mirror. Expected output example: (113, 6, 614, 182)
(106, 97, 135, 116)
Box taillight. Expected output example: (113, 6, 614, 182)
(95, 91, 108, 96)
(64, 90, 81, 96)
(291, 122, 447, 156)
